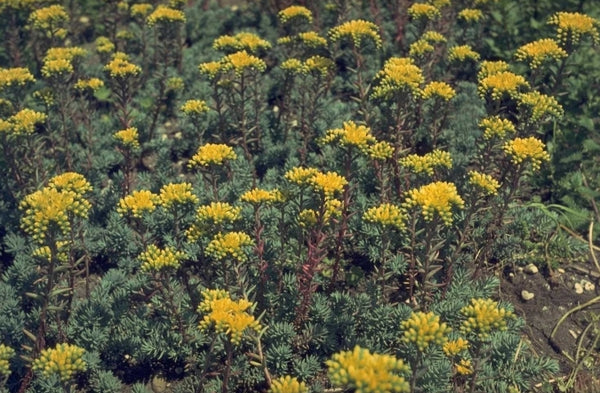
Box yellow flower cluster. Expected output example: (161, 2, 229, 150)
(0, 0, 37, 11)
(104, 53, 141, 78)
(503, 137, 550, 171)
(41, 58, 73, 77)
(240, 188, 283, 205)
(478, 71, 529, 100)
(188, 143, 237, 168)
(363, 203, 406, 230)
(401, 311, 451, 352)
(285, 167, 319, 185)
(166, 77, 184, 92)
(421, 81, 456, 101)
(372, 57, 424, 99)
(0, 67, 35, 89)
(131, 3, 153, 18)
(75, 78, 104, 92)
(29, 5, 68, 33)
(198, 61, 223, 79)
(326, 346, 410, 393)
(196, 202, 241, 224)
(159, 182, 198, 209)
(515, 38, 567, 69)
(458, 8, 484, 23)
(95, 36, 115, 54)
(269, 376, 308, 393)
(518, 91, 564, 122)
(278, 5, 312, 24)
(221, 51, 267, 75)
(33, 343, 86, 382)
(139, 244, 186, 272)
(181, 99, 210, 116)
(281, 56, 334, 77)
(117, 190, 160, 218)
(479, 116, 515, 139)
(455, 359, 473, 375)
(400, 149, 452, 176)
(49, 172, 92, 195)
(2, 108, 46, 136)
(281, 58, 304, 73)
(468, 171, 500, 196)
(299, 198, 342, 227)
(214, 32, 271, 53)
(407, 3, 440, 20)
(421, 31, 446, 43)
(0, 344, 14, 377)
(309, 171, 348, 198)
(460, 298, 514, 339)
(404, 181, 464, 225)
(32, 240, 70, 264)
(114, 127, 140, 149)
(548, 11, 599, 45)
(198, 289, 261, 345)
(442, 338, 469, 356)
(329, 19, 382, 48)
(147, 5, 185, 26)
(298, 31, 328, 47)
(448, 45, 480, 62)
(409, 39, 434, 57)
(368, 141, 394, 160)
(320, 121, 377, 152)
(477, 60, 510, 80)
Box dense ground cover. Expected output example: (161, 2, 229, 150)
(0, 0, 599, 392)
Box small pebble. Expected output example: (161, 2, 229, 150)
(557, 268, 566, 274)
(521, 290, 535, 301)
(524, 263, 539, 274)
(574, 282, 584, 294)
(581, 279, 595, 292)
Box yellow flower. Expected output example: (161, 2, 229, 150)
(196, 202, 241, 225)
(206, 231, 253, 261)
(478, 60, 510, 80)
(329, 19, 382, 48)
(448, 45, 480, 62)
(518, 91, 563, 122)
(430, 0, 450, 8)
(29, 5, 69, 31)
(44, 47, 87, 62)
(159, 182, 198, 208)
(75, 78, 104, 92)
(32, 241, 70, 264)
(0, 344, 15, 377)
(181, 99, 210, 115)
(478, 71, 529, 100)
(285, 167, 319, 185)
(503, 137, 550, 171)
(479, 116, 515, 140)
(363, 203, 406, 230)
(304, 55, 334, 76)
(131, 3, 153, 18)
(117, 190, 160, 218)
(460, 298, 514, 339)
(327, 346, 410, 393)
(198, 61, 223, 79)
(458, 8, 483, 23)
(114, 127, 140, 149)
(409, 39, 434, 57)
(95, 36, 115, 54)
(240, 188, 283, 205)
(468, 171, 500, 196)
(198, 289, 261, 345)
(222, 50, 267, 75)
(320, 121, 377, 152)
(104, 54, 141, 78)
(421, 31, 446, 43)
(7, 108, 46, 136)
(515, 38, 567, 69)
(421, 81, 455, 101)
(20, 188, 80, 243)
(443, 338, 469, 356)
(147, 5, 185, 26)
(139, 244, 186, 272)
(269, 376, 308, 393)
(400, 149, 452, 176)
(401, 311, 451, 352)
(368, 141, 394, 160)
(298, 31, 327, 47)
(548, 11, 599, 45)
(372, 57, 424, 99)
(41, 59, 72, 77)
(455, 359, 473, 375)
(33, 343, 86, 383)
(403, 181, 464, 225)
(214, 32, 271, 54)
(278, 5, 312, 24)
(281, 58, 304, 74)
(0, 67, 35, 90)
(309, 171, 348, 198)
(408, 3, 440, 20)
(188, 143, 237, 168)
(49, 172, 92, 196)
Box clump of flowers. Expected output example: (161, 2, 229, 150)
(213, 32, 271, 54)
(104, 52, 141, 78)
(299, 198, 342, 227)
(404, 181, 464, 225)
(95, 36, 115, 54)
(448, 45, 480, 62)
(327, 346, 410, 393)
(304, 55, 334, 76)
(188, 143, 237, 168)
(421, 81, 456, 101)
(478, 71, 529, 100)
(269, 376, 308, 393)
(461, 298, 514, 339)
(479, 116, 516, 139)
(278, 5, 312, 24)
(409, 39, 434, 57)
(421, 31, 446, 43)
(221, 50, 267, 75)
(0, 344, 14, 378)
(32, 343, 86, 382)
(206, 232, 253, 261)
(372, 57, 424, 99)
(548, 11, 600, 45)
(443, 338, 469, 356)
(75, 78, 104, 92)
(285, 167, 320, 185)
(400, 149, 452, 176)
(458, 8, 484, 23)
(181, 99, 210, 116)
(198, 289, 261, 345)
(309, 171, 348, 198)
(518, 91, 564, 122)
(363, 203, 406, 230)
(117, 190, 160, 218)
(515, 38, 568, 69)
(503, 137, 550, 171)
(368, 141, 394, 160)
(139, 244, 186, 272)
(4, 108, 46, 136)
(32, 241, 70, 264)
(329, 19, 382, 48)
(131, 3, 153, 18)
(114, 127, 140, 149)
(159, 182, 198, 209)
(49, 172, 92, 196)
(240, 188, 283, 205)
(468, 171, 500, 196)
(196, 202, 241, 225)
(0, 67, 35, 90)
(455, 359, 473, 375)
(29, 5, 69, 38)
(298, 31, 328, 47)
(319, 121, 377, 153)
(407, 3, 440, 20)
(198, 61, 223, 79)
(478, 60, 510, 80)
(401, 311, 451, 352)
(146, 5, 185, 26)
